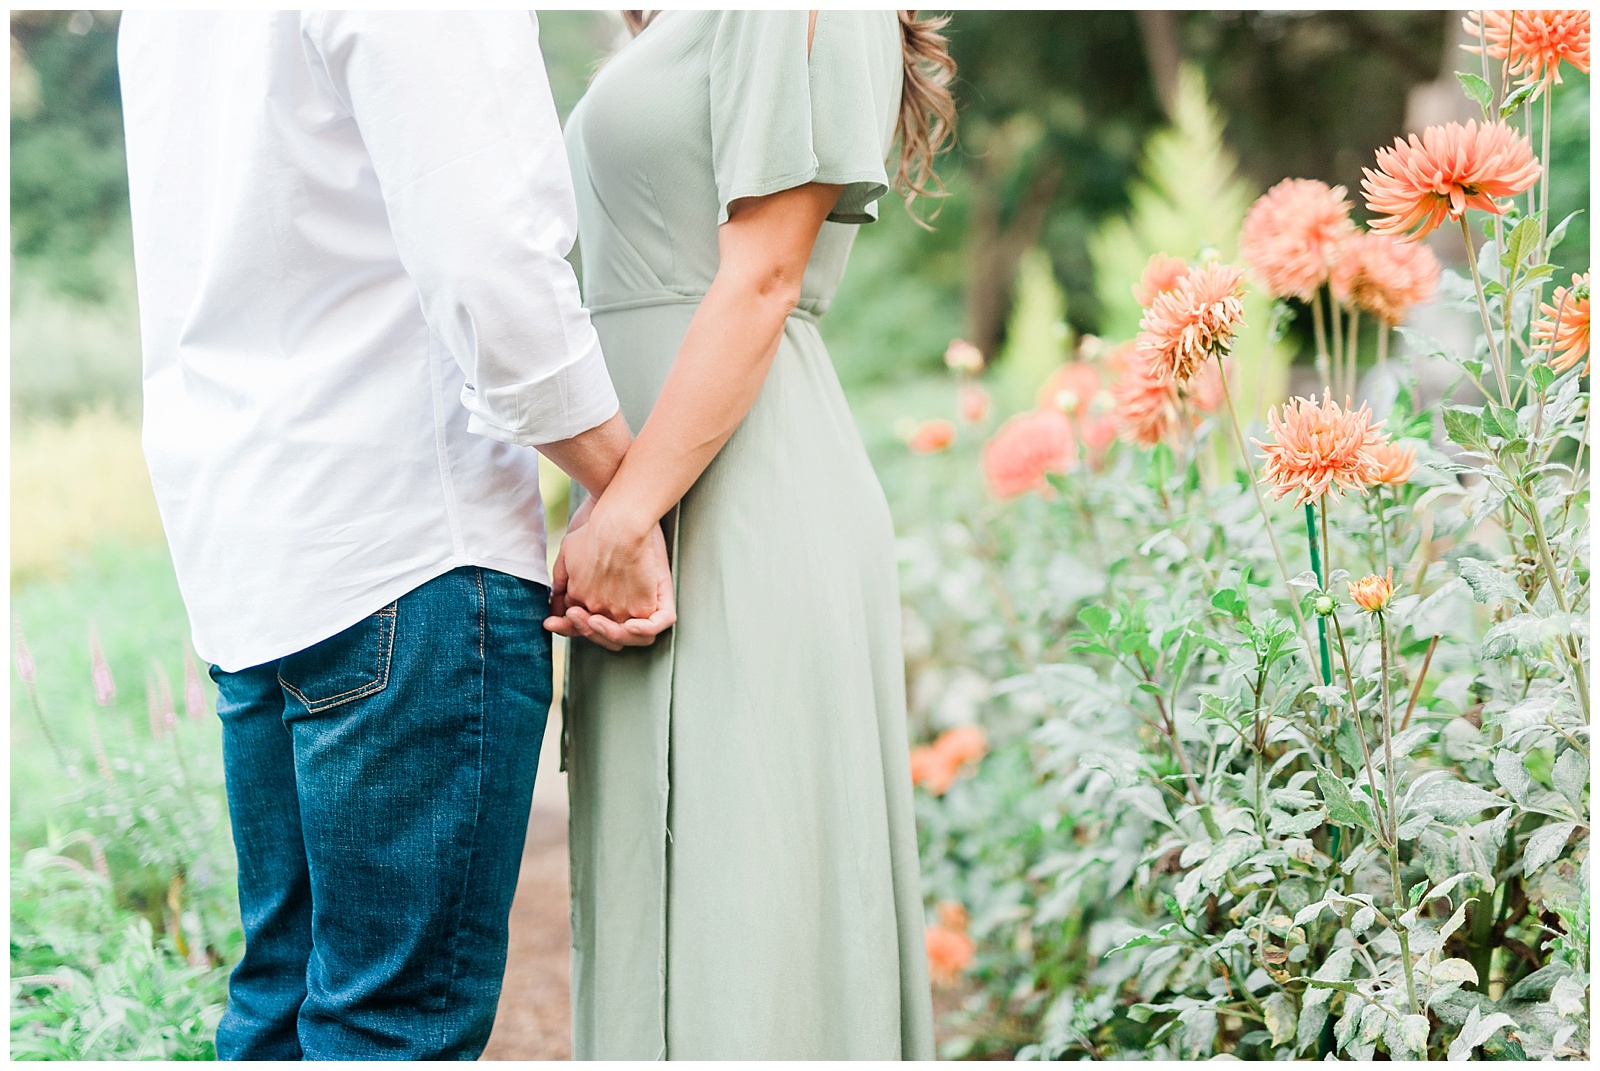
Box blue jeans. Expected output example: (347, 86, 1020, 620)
(210, 567, 552, 1060)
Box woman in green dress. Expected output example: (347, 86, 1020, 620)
(543, 10, 956, 1059)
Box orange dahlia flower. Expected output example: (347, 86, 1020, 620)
(1329, 231, 1441, 326)
(1465, 9, 1590, 94)
(926, 921, 976, 987)
(1239, 179, 1357, 300)
(910, 724, 989, 795)
(1362, 120, 1541, 240)
(1534, 272, 1591, 375)
(1134, 252, 1191, 307)
(1364, 439, 1418, 485)
(935, 724, 988, 767)
(1255, 395, 1386, 507)
(1136, 261, 1247, 387)
(908, 419, 956, 455)
(1349, 570, 1395, 614)
(982, 409, 1077, 499)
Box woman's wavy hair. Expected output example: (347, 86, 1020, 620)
(621, 11, 957, 221)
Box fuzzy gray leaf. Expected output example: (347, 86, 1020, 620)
(1459, 557, 1524, 606)
(1552, 748, 1587, 814)
(1411, 778, 1509, 824)
(1523, 821, 1576, 875)
(1262, 992, 1295, 1046)
(1492, 750, 1532, 806)
(1448, 1007, 1516, 1060)
(1385, 1013, 1430, 1059)
(1431, 958, 1479, 987)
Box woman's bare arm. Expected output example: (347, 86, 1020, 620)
(550, 181, 843, 636)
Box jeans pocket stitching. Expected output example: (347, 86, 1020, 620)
(278, 604, 397, 713)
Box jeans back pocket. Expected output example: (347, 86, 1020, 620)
(278, 603, 398, 714)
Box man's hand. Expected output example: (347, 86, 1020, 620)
(544, 497, 675, 651)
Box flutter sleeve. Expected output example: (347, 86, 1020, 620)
(708, 10, 901, 226)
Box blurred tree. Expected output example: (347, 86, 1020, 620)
(10, 10, 128, 299)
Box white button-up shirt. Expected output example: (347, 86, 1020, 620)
(119, 11, 618, 671)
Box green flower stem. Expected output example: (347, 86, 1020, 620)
(22, 682, 68, 770)
(1459, 215, 1512, 404)
(1330, 290, 1345, 397)
(1305, 503, 1334, 687)
(1328, 612, 1388, 845)
(1347, 307, 1361, 400)
(1521, 489, 1591, 714)
(1311, 289, 1331, 392)
(1376, 322, 1389, 374)
(1215, 352, 1320, 674)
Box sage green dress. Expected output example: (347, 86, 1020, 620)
(559, 9, 935, 1061)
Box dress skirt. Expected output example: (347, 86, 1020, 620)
(564, 299, 935, 1060)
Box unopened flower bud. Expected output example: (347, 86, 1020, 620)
(1313, 594, 1336, 616)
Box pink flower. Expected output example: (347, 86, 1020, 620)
(908, 419, 956, 455)
(1365, 439, 1418, 486)
(1465, 9, 1590, 95)
(1362, 120, 1541, 240)
(1239, 179, 1356, 300)
(1329, 231, 1441, 325)
(1133, 253, 1191, 307)
(982, 409, 1077, 499)
(13, 614, 35, 687)
(1534, 272, 1591, 375)
(1136, 262, 1247, 387)
(184, 647, 208, 722)
(958, 383, 990, 424)
(944, 338, 985, 374)
(1112, 353, 1181, 448)
(1036, 362, 1103, 417)
(89, 623, 116, 707)
(1254, 395, 1386, 507)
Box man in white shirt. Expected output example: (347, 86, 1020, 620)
(118, 11, 667, 1059)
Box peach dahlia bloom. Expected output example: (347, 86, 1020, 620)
(982, 409, 1077, 499)
(958, 383, 991, 424)
(1329, 231, 1441, 326)
(1361, 120, 1541, 240)
(1465, 9, 1590, 93)
(908, 419, 956, 454)
(1365, 439, 1418, 486)
(1135, 261, 1246, 387)
(1037, 362, 1103, 417)
(1534, 272, 1591, 375)
(1134, 252, 1191, 307)
(1349, 570, 1395, 614)
(1112, 355, 1179, 447)
(1254, 395, 1386, 507)
(909, 724, 989, 795)
(1239, 179, 1356, 300)
(925, 919, 976, 987)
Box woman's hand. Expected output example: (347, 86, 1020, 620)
(544, 496, 676, 651)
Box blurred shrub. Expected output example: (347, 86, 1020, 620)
(11, 407, 164, 581)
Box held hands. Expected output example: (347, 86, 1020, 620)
(544, 495, 676, 651)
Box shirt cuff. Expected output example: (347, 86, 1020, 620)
(462, 341, 620, 448)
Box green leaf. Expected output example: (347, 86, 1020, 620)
(1078, 604, 1111, 634)
(1484, 403, 1519, 440)
(1456, 71, 1493, 111)
(1442, 406, 1485, 448)
(1529, 363, 1557, 393)
(1500, 80, 1537, 118)
(1548, 209, 1584, 252)
(1501, 214, 1540, 269)
(1409, 878, 1428, 906)
(1315, 764, 1374, 834)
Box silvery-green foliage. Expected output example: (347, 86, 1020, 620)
(901, 161, 1589, 1067)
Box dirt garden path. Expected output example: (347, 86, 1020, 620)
(481, 656, 574, 1061)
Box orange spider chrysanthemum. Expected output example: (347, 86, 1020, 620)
(1465, 9, 1590, 95)
(1362, 120, 1541, 241)
(1254, 395, 1386, 507)
(982, 409, 1077, 499)
(1364, 439, 1418, 486)
(1239, 179, 1357, 300)
(1534, 272, 1591, 375)
(1349, 570, 1396, 614)
(1136, 262, 1247, 387)
(1329, 231, 1441, 326)
(1134, 252, 1191, 307)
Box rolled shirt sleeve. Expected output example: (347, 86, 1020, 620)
(306, 11, 618, 447)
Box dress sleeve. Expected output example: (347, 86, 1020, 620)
(709, 10, 900, 226)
